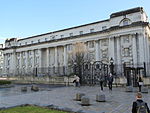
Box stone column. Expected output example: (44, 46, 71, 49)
(32, 50, 35, 68)
(46, 48, 50, 67)
(95, 40, 100, 61)
(99, 40, 102, 61)
(132, 34, 137, 67)
(109, 37, 115, 61)
(138, 33, 145, 64)
(116, 36, 121, 65)
(54, 47, 58, 67)
(38, 49, 42, 68)
(12, 51, 17, 75)
(63, 45, 67, 66)
(3, 54, 6, 74)
(25, 51, 28, 73)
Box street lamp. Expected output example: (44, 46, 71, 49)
(110, 57, 114, 75)
(90, 61, 94, 85)
(74, 62, 77, 75)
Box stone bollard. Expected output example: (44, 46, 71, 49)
(31, 85, 39, 91)
(141, 87, 148, 93)
(81, 96, 90, 106)
(125, 86, 133, 92)
(96, 94, 106, 102)
(75, 93, 85, 101)
(21, 87, 27, 92)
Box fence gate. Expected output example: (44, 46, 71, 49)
(82, 61, 109, 85)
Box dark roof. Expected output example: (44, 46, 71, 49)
(110, 7, 144, 18)
(18, 19, 109, 41)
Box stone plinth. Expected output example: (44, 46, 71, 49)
(96, 94, 106, 102)
(81, 96, 90, 106)
(21, 87, 27, 92)
(75, 93, 85, 101)
(31, 85, 39, 91)
(141, 87, 148, 93)
(125, 86, 133, 92)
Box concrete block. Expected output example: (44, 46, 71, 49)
(125, 86, 133, 92)
(31, 85, 39, 91)
(81, 96, 90, 106)
(75, 93, 85, 101)
(21, 87, 27, 92)
(96, 94, 106, 102)
(141, 87, 148, 93)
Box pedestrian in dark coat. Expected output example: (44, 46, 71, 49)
(108, 73, 113, 90)
(132, 92, 150, 113)
(100, 75, 105, 91)
(138, 75, 143, 92)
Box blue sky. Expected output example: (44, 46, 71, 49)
(0, 0, 150, 44)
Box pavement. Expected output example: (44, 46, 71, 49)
(0, 86, 149, 113)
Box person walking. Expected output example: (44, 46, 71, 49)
(132, 92, 150, 113)
(74, 75, 80, 87)
(100, 75, 105, 91)
(138, 75, 143, 92)
(108, 73, 113, 90)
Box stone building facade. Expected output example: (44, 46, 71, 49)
(3, 7, 150, 77)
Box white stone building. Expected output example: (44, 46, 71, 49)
(3, 7, 150, 77)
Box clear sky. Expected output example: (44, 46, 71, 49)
(0, 0, 150, 44)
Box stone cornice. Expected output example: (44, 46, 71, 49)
(110, 7, 143, 18)
(3, 21, 149, 50)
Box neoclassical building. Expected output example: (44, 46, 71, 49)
(3, 7, 150, 77)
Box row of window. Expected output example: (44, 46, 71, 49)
(19, 26, 108, 46)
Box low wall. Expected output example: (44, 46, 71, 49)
(5, 76, 150, 86)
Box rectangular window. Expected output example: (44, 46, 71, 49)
(124, 48, 130, 56)
(70, 33, 73, 36)
(67, 44, 73, 51)
(31, 41, 34, 44)
(38, 39, 40, 43)
(88, 41, 94, 48)
(80, 31, 83, 35)
(90, 29, 94, 33)
(61, 35, 64, 38)
(25, 42, 27, 45)
(102, 26, 107, 30)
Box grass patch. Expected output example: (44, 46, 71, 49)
(0, 80, 11, 85)
(0, 106, 69, 113)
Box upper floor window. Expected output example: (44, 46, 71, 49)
(45, 38, 47, 41)
(123, 20, 129, 26)
(90, 29, 94, 33)
(67, 44, 73, 51)
(20, 43, 21, 46)
(88, 41, 95, 48)
(61, 35, 64, 38)
(80, 31, 83, 35)
(31, 41, 34, 44)
(25, 42, 27, 45)
(38, 39, 40, 43)
(70, 33, 73, 37)
(102, 26, 107, 30)
(120, 18, 131, 26)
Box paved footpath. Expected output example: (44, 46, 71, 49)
(0, 86, 149, 113)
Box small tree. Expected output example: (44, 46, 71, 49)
(68, 42, 88, 84)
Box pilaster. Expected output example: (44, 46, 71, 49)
(95, 40, 100, 61)
(132, 34, 137, 67)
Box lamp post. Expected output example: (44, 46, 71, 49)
(90, 61, 94, 85)
(110, 57, 114, 75)
(74, 62, 77, 75)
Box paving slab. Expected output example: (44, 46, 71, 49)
(0, 86, 149, 113)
